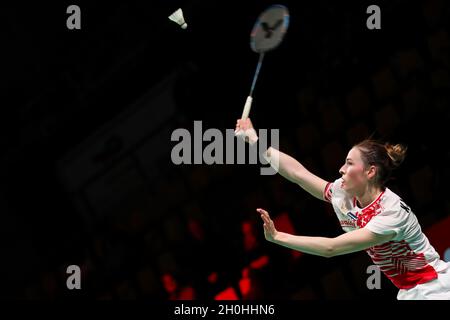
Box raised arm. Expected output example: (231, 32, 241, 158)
(235, 118, 329, 201)
(257, 208, 395, 257)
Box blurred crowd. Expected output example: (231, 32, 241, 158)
(5, 0, 450, 299)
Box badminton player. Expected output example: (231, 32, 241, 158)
(235, 118, 450, 300)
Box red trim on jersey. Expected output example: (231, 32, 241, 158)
(355, 191, 385, 210)
(323, 182, 333, 202)
(356, 192, 438, 288)
(367, 240, 438, 289)
(356, 191, 385, 228)
(391, 266, 438, 289)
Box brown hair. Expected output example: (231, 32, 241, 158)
(354, 139, 407, 188)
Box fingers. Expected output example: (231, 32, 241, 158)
(256, 208, 268, 215)
(235, 119, 243, 133)
(237, 119, 245, 130)
(256, 208, 272, 225)
(236, 118, 253, 131)
(247, 118, 253, 129)
(256, 208, 269, 219)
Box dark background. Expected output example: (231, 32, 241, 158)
(1, 0, 449, 299)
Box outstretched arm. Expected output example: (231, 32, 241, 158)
(264, 147, 329, 201)
(236, 118, 329, 201)
(257, 208, 395, 258)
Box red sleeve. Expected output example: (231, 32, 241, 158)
(323, 182, 333, 203)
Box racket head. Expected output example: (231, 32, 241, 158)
(250, 4, 290, 53)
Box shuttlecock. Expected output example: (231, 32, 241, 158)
(168, 8, 187, 29)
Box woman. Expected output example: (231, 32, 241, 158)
(235, 118, 450, 300)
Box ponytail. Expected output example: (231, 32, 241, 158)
(355, 139, 407, 187)
(385, 143, 407, 168)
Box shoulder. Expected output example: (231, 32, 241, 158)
(329, 177, 343, 193)
(331, 177, 347, 199)
(364, 189, 412, 239)
(324, 177, 346, 203)
(381, 188, 411, 217)
(381, 188, 401, 211)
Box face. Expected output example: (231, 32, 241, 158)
(339, 147, 374, 194)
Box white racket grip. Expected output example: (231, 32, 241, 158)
(241, 96, 253, 120)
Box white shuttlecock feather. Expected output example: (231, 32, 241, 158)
(168, 8, 187, 29)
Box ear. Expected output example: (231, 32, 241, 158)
(366, 165, 377, 180)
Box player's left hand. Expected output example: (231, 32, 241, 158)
(257, 208, 278, 242)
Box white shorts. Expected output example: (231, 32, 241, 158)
(397, 262, 450, 300)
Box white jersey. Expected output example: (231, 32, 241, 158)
(324, 177, 448, 290)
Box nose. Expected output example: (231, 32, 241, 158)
(339, 164, 346, 176)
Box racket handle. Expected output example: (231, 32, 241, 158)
(241, 96, 253, 120)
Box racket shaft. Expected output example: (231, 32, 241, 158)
(250, 53, 265, 96)
(241, 96, 253, 119)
